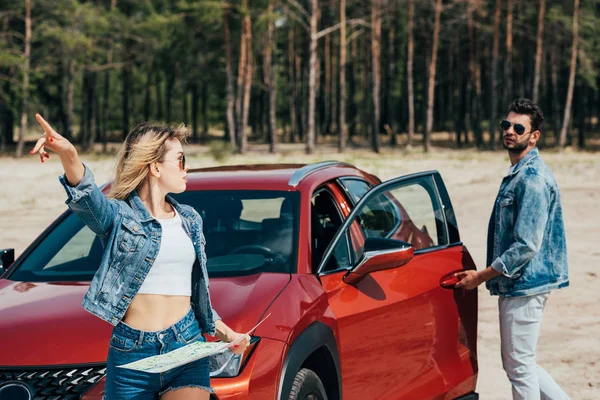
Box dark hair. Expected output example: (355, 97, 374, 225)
(508, 99, 544, 133)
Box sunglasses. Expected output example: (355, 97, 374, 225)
(500, 119, 529, 135)
(161, 154, 186, 171)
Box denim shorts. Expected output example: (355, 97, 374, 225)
(105, 308, 213, 399)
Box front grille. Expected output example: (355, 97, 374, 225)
(0, 365, 105, 400)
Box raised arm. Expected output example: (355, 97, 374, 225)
(31, 113, 118, 238)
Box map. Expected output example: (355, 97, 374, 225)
(117, 314, 270, 374)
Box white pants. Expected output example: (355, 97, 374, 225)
(499, 292, 570, 400)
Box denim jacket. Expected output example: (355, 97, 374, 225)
(486, 148, 569, 297)
(59, 165, 220, 335)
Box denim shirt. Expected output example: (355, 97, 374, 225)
(486, 148, 569, 297)
(59, 165, 220, 335)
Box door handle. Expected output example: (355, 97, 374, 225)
(439, 270, 461, 289)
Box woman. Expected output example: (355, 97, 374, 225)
(30, 114, 249, 399)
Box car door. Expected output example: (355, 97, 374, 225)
(318, 171, 478, 400)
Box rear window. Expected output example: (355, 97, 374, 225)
(9, 190, 299, 282)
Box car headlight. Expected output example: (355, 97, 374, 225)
(210, 337, 259, 378)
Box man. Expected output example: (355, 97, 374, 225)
(456, 99, 570, 400)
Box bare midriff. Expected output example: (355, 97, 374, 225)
(122, 293, 191, 332)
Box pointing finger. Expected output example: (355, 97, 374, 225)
(35, 113, 58, 138)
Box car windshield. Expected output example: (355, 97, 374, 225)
(9, 190, 299, 282)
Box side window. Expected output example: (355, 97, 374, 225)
(318, 174, 449, 274)
(311, 190, 351, 272)
(46, 226, 97, 269)
(12, 214, 103, 281)
(358, 176, 447, 250)
(339, 178, 373, 204)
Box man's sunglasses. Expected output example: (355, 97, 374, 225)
(500, 119, 528, 135)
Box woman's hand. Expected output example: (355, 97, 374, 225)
(214, 320, 250, 354)
(30, 113, 84, 186)
(227, 331, 251, 355)
(30, 113, 76, 162)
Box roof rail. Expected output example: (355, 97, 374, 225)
(288, 161, 352, 187)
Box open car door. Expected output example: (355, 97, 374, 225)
(318, 171, 478, 400)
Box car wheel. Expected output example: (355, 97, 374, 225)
(289, 368, 328, 400)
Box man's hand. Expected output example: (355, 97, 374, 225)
(454, 270, 482, 290)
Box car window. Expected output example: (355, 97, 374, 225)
(359, 176, 448, 250)
(10, 190, 300, 282)
(175, 190, 299, 276)
(356, 176, 447, 251)
(311, 190, 350, 272)
(338, 178, 373, 204)
(10, 214, 103, 282)
(319, 175, 449, 273)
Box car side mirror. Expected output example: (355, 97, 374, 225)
(0, 248, 15, 277)
(343, 245, 414, 285)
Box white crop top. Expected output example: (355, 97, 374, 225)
(137, 209, 195, 296)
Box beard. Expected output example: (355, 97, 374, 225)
(503, 134, 530, 154)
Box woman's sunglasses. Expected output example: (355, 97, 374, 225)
(500, 119, 528, 135)
(161, 154, 186, 171)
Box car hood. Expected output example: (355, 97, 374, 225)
(0, 273, 289, 366)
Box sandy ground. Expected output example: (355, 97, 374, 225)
(1, 143, 598, 399)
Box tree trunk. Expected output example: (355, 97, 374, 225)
(306, 0, 319, 154)
(323, 31, 331, 135)
(288, 27, 297, 143)
(576, 84, 585, 149)
(183, 88, 189, 126)
(155, 70, 163, 121)
(1, 82, 15, 151)
(559, 0, 579, 150)
(224, 4, 236, 151)
(122, 64, 130, 139)
(165, 69, 175, 124)
(349, 34, 357, 139)
(191, 84, 199, 143)
(387, 23, 396, 146)
(532, 0, 546, 104)
(361, 26, 369, 140)
(81, 71, 89, 147)
(236, 0, 252, 154)
(468, 0, 483, 148)
(56, 59, 69, 141)
(371, 0, 382, 153)
(263, 0, 277, 153)
(201, 81, 209, 143)
(100, 0, 117, 152)
(297, 41, 305, 141)
(89, 72, 98, 150)
(16, 0, 31, 158)
(424, 0, 442, 153)
(504, 0, 513, 108)
(144, 59, 152, 121)
(241, 16, 253, 154)
(64, 60, 75, 142)
(407, 0, 415, 148)
(550, 38, 560, 143)
(338, 0, 347, 152)
(490, 0, 501, 150)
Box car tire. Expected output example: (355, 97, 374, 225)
(289, 368, 328, 400)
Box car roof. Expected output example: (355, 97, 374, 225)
(184, 161, 379, 192)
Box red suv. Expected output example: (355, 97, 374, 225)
(0, 161, 478, 400)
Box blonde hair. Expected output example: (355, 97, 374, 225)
(109, 123, 188, 200)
